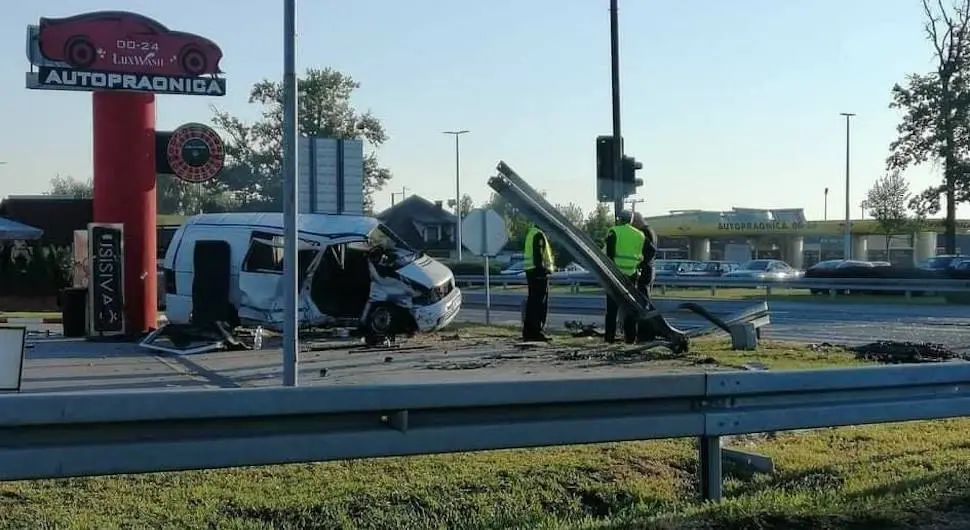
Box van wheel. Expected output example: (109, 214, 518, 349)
(367, 304, 394, 336)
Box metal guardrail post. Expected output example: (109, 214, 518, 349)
(699, 435, 723, 501)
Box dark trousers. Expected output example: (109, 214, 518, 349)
(523, 269, 549, 339)
(605, 273, 639, 343)
(636, 266, 656, 341)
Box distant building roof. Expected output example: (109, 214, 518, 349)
(377, 195, 457, 251)
(378, 195, 457, 225)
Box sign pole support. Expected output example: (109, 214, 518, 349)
(92, 91, 157, 335)
(483, 215, 491, 325)
(281, 0, 299, 387)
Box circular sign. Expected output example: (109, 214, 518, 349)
(166, 122, 225, 183)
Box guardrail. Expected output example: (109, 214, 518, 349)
(2, 362, 970, 501)
(455, 274, 970, 297)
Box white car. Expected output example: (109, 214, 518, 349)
(551, 262, 588, 279)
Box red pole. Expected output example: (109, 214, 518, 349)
(92, 91, 157, 334)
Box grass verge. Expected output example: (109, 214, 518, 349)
(1, 326, 965, 529)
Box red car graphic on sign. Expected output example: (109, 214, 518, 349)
(38, 11, 223, 77)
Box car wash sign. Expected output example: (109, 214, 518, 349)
(24, 11, 226, 96)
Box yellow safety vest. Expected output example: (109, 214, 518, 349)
(524, 226, 554, 272)
(608, 224, 645, 275)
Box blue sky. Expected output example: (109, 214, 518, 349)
(0, 0, 960, 220)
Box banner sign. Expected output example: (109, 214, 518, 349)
(88, 223, 125, 336)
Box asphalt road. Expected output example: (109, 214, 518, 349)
(461, 292, 970, 350)
(11, 294, 970, 394)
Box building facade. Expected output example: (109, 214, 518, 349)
(644, 207, 970, 267)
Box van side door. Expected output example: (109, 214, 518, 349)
(237, 230, 285, 322)
(238, 230, 325, 325)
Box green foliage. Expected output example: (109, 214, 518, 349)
(156, 174, 237, 215)
(864, 172, 913, 248)
(211, 67, 393, 213)
(458, 194, 474, 218)
(441, 259, 504, 276)
(45, 175, 92, 198)
(887, 0, 970, 252)
(584, 203, 614, 247)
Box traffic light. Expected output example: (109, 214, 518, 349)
(596, 135, 623, 202)
(620, 155, 644, 198)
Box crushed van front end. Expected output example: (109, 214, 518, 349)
(411, 285, 462, 332)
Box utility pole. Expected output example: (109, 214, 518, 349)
(840, 113, 855, 260)
(442, 130, 469, 260)
(390, 186, 408, 206)
(609, 0, 623, 219)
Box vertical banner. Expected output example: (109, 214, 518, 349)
(87, 223, 126, 336)
(72, 229, 89, 288)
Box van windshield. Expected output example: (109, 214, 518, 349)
(368, 224, 419, 267)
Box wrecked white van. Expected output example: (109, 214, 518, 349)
(161, 212, 462, 342)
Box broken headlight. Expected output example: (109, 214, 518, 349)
(405, 278, 453, 306)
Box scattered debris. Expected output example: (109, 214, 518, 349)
(425, 361, 492, 371)
(808, 342, 842, 352)
(555, 345, 682, 364)
(564, 321, 604, 338)
(850, 340, 969, 364)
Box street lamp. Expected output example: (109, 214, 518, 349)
(840, 112, 855, 260)
(824, 187, 829, 220)
(442, 130, 469, 261)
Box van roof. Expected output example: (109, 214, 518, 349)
(184, 212, 380, 237)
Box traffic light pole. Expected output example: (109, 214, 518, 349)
(609, 0, 623, 218)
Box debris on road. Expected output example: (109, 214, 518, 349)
(849, 340, 969, 364)
(564, 321, 604, 338)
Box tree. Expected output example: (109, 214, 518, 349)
(864, 171, 913, 251)
(887, 0, 970, 253)
(156, 175, 237, 215)
(583, 203, 614, 246)
(556, 203, 585, 228)
(449, 194, 474, 218)
(551, 203, 585, 267)
(211, 67, 393, 213)
(46, 175, 92, 198)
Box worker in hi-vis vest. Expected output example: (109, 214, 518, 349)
(604, 210, 646, 343)
(522, 223, 554, 342)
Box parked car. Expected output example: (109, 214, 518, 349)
(722, 259, 801, 281)
(678, 260, 742, 277)
(954, 260, 970, 271)
(918, 254, 970, 270)
(808, 259, 879, 271)
(551, 262, 588, 279)
(655, 259, 703, 277)
(499, 261, 526, 277)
